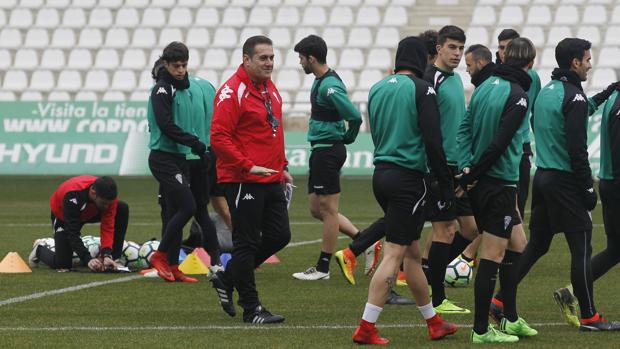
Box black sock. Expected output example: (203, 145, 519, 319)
(448, 231, 472, 261)
(462, 254, 474, 263)
(352, 231, 361, 240)
(499, 250, 522, 322)
(474, 259, 500, 335)
(422, 258, 430, 283)
(349, 218, 385, 256)
(316, 251, 332, 273)
(428, 241, 451, 307)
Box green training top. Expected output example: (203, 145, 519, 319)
(520, 68, 541, 144)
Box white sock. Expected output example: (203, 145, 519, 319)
(417, 302, 436, 320)
(362, 303, 383, 323)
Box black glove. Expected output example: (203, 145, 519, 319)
(343, 136, 355, 145)
(583, 186, 598, 211)
(191, 141, 207, 157)
(592, 82, 620, 106)
(437, 180, 455, 212)
(458, 172, 474, 192)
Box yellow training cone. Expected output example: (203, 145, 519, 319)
(0, 252, 32, 273)
(178, 251, 210, 275)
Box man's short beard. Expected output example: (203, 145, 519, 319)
(303, 66, 312, 75)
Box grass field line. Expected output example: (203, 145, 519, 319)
(0, 322, 568, 331)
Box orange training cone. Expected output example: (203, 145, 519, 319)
(264, 254, 280, 264)
(0, 252, 32, 273)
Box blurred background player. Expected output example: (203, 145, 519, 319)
(290, 35, 363, 281)
(31, 176, 127, 273)
(352, 36, 457, 345)
(457, 37, 538, 343)
(146, 42, 209, 282)
(209, 36, 292, 324)
(421, 25, 477, 315)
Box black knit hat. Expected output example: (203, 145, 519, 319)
(394, 36, 428, 77)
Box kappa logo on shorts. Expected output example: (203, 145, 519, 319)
(516, 98, 527, 108)
(572, 94, 586, 102)
(242, 193, 255, 200)
(175, 174, 183, 184)
(504, 216, 512, 230)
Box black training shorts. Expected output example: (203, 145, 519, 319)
(308, 142, 347, 195)
(468, 176, 520, 239)
(425, 165, 473, 222)
(148, 150, 191, 194)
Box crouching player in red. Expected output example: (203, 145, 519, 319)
(32, 175, 128, 272)
(352, 36, 457, 345)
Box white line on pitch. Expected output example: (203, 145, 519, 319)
(0, 322, 568, 332)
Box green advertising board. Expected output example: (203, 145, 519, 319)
(0, 101, 605, 177)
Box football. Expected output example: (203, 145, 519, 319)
(138, 240, 160, 268)
(444, 257, 473, 288)
(119, 240, 142, 268)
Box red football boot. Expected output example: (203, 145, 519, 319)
(352, 320, 390, 345)
(150, 251, 174, 282)
(426, 314, 458, 340)
(171, 265, 198, 283)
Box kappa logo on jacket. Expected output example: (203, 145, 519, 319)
(388, 77, 397, 84)
(217, 84, 233, 106)
(69, 198, 78, 205)
(426, 86, 436, 95)
(156, 87, 167, 95)
(516, 98, 527, 108)
(326, 87, 336, 96)
(242, 193, 255, 200)
(572, 94, 586, 103)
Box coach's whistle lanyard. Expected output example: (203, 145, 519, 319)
(255, 82, 279, 138)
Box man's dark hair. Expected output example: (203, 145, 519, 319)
(294, 35, 327, 64)
(437, 25, 466, 46)
(497, 29, 520, 42)
(161, 41, 189, 63)
(555, 38, 592, 69)
(243, 35, 273, 57)
(92, 176, 117, 201)
(419, 30, 438, 56)
(504, 37, 536, 68)
(465, 44, 492, 63)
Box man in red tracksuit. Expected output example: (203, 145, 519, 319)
(33, 176, 129, 272)
(209, 35, 292, 324)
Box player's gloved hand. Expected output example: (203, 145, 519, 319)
(102, 255, 118, 271)
(87, 258, 103, 272)
(437, 180, 455, 213)
(583, 187, 598, 211)
(592, 82, 620, 106)
(191, 141, 207, 157)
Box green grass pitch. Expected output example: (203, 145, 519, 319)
(0, 176, 618, 348)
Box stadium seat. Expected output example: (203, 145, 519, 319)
(554, 6, 578, 25)
(75, 91, 98, 101)
(520, 26, 545, 47)
(102, 91, 126, 101)
(326, 49, 337, 66)
(239, 27, 265, 42)
(20, 91, 43, 101)
(561, 0, 585, 4)
(212, 28, 238, 48)
(0, 92, 16, 101)
(259, 0, 282, 5)
(67, 49, 93, 70)
(466, 27, 489, 46)
(195, 8, 219, 26)
(275, 7, 300, 26)
(3, 70, 28, 91)
(152, 0, 175, 8)
(187, 28, 210, 47)
(9, 8, 33, 28)
(14, 49, 38, 70)
(301, 74, 314, 89)
(0, 0, 16, 8)
(104, 28, 130, 48)
(115, 8, 140, 27)
(303, 7, 327, 26)
(532, 0, 556, 3)
(284, 50, 300, 68)
(536, 68, 552, 87)
(228, 48, 242, 66)
(597, 47, 620, 68)
(138, 70, 154, 89)
(0, 49, 11, 70)
(276, 69, 301, 90)
(40, 49, 65, 70)
(129, 90, 150, 101)
(312, 0, 335, 5)
(539, 47, 556, 67)
(178, 0, 202, 7)
(84, 70, 109, 91)
(471, 6, 496, 26)
(590, 69, 617, 89)
(505, 0, 528, 4)
(29, 70, 55, 91)
(583, 5, 607, 25)
(546, 26, 572, 47)
(98, 0, 123, 8)
(111, 70, 137, 91)
(47, 91, 71, 100)
(358, 69, 383, 89)
(498, 6, 523, 26)
(219, 68, 237, 85)
(366, 48, 391, 69)
(391, 0, 415, 4)
(269, 28, 291, 47)
(339, 49, 364, 69)
(24, 28, 49, 48)
(222, 7, 247, 27)
(357, 6, 380, 26)
(35, 8, 59, 27)
(0, 10, 5, 27)
(89, 8, 113, 28)
(71, 0, 95, 8)
(249, 7, 274, 26)
(195, 69, 219, 87)
(204, 49, 229, 69)
(125, 0, 149, 7)
(205, 0, 228, 7)
(78, 28, 102, 48)
(351, 90, 368, 103)
(158, 28, 184, 47)
(61, 8, 86, 28)
(603, 26, 620, 46)
(576, 26, 600, 46)
(338, 0, 362, 4)
(188, 48, 201, 70)
(142, 8, 166, 27)
(375, 27, 399, 48)
(293, 27, 318, 44)
(20, 0, 43, 7)
(131, 28, 156, 48)
(336, 69, 356, 88)
(612, 5, 620, 24)
(383, 6, 408, 26)
(232, 0, 256, 6)
(322, 27, 346, 48)
(47, 0, 71, 8)
(284, 0, 306, 5)
(122, 49, 146, 70)
(329, 7, 353, 26)
(348, 27, 372, 48)
(526, 5, 551, 25)
(94, 49, 120, 70)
